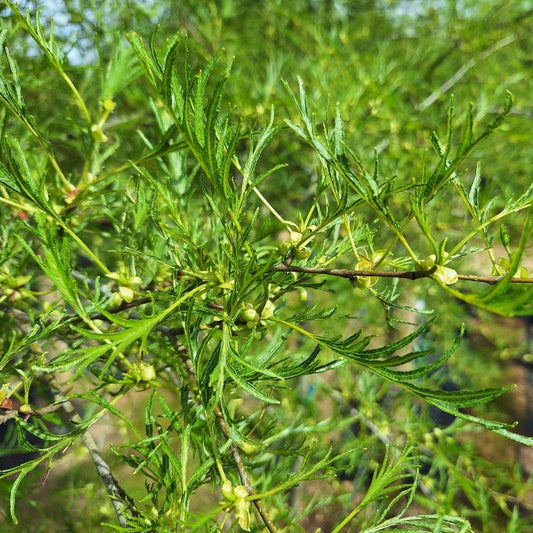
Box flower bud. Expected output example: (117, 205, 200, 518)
(91, 124, 108, 143)
(127, 276, 143, 288)
(118, 285, 135, 302)
(293, 246, 310, 260)
(239, 441, 261, 455)
(138, 362, 156, 382)
(354, 257, 377, 288)
(298, 287, 308, 302)
(240, 304, 259, 324)
(261, 300, 276, 320)
(517, 265, 530, 278)
(289, 231, 303, 245)
(233, 485, 248, 499)
(128, 361, 157, 390)
(419, 254, 436, 271)
(354, 276, 374, 289)
(492, 257, 530, 279)
(279, 240, 292, 254)
(431, 265, 458, 285)
(19, 404, 34, 415)
(221, 480, 234, 501)
(103, 98, 116, 112)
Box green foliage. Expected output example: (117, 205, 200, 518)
(1, 1, 533, 531)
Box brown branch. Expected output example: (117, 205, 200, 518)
(0, 399, 68, 424)
(274, 263, 425, 280)
(160, 330, 279, 532)
(46, 375, 134, 529)
(456, 273, 533, 284)
(273, 263, 533, 285)
(89, 296, 153, 320)
(214, 405, 280, 533)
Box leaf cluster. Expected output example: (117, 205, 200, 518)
(0, 2, 532, 532)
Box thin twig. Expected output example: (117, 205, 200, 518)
(3, 305, 133, 528)
(214, 405, 280, 533)
(456, 273, 533, 284)
(46, 375, 133, 529)
(160, 331, 279, 532)
(0, 399, 67, 424)
(417, 34, 516, 111)
(273, 262, 533, 285)
(274, 263, 425, 280)
(329, 389, 434, 498)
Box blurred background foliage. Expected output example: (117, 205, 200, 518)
(1, 0, 533, 531)
(3, 0, 533, 187)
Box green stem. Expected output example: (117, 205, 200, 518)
(331, 502, 364, 532)
(0, 195, 38, 213)
(448, 204, 531, 259)
(57, 220, 111, 275)
(253, 186, 296, 231)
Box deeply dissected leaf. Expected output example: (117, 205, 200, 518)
(1, 4, 532, 532)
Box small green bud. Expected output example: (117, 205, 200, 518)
(279, 230, 313, 260)
(233, 486, 251, 531)
(261, 299, 276, 320)
(279, 240, 292, 255)
(354, 257, 377, 288)
(492, 257, 530, 278)
(354, 276, 374, 289)
(220, 482, 251, 530)
(221, 480, 234, 501)
(289, 231, 303, 245)
(103, 98, 116, 112)
(298, 287, 308, 302)
(419, 254, 436, 271)
(233, 485, 248, 499)
(492, 257, 510, 276)
(431, 265, 458, 285)
(239, 441, 261, 455)
(418, 253, 457, 284)
(91, 124, 108, 143)
(128, 361, 157, 391)
(19, 404, 34, 415)
(118, 285, 135, 303)
(293, 246, 310, 260)
(127, 276, 143, 288)
(138, 362, 156, 382)
(240, 304, 259, 324)
(517, 265, 530, 278)
(109, 292, 123, 306)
